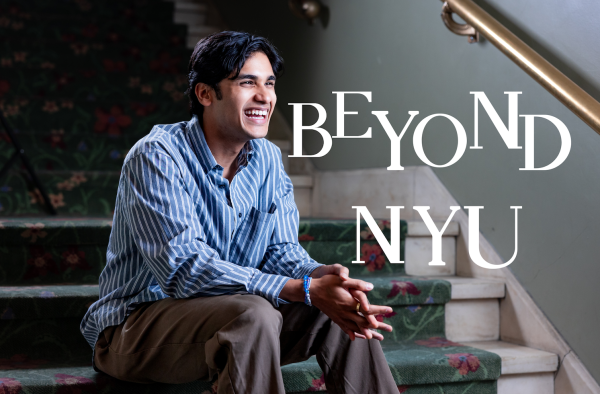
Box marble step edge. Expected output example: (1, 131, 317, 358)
(437, 276, 505, 300)
(465, 340, 559, 375)
(0, 277, 504, 303)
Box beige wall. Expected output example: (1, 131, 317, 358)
(215, 0, 600, 382)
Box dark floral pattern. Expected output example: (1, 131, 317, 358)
(55, 374, 94, 394)
(307, 374, 326, 391)
(445, 353, 481, 376)
(93, 106, 132, 135)
(20, 223, 47, 243)
(388, 280, 421, 298)
(24, 246, 58, 279)
(361, 243, 386, 272)
(60, 247, 91, 272)
(0, 377, 21, 394)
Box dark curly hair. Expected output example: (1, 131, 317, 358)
(186, 31, 284, 119)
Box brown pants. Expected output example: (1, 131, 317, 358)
(94, 294, 398, 394)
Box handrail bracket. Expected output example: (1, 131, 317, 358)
(441, 1, 479, 43)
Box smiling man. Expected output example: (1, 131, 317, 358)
(80, 31, 398, 394)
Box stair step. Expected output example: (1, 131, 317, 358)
(0, 340, 502, 392)
(0, 284, 98, 320)
(1, 69, 190, 105)
(0, 276, 502, 321)
(465, 341, 558, 375)
(1, 98, 189, 139)
(0, 40, 191, 76)
(0, 276, 506, 359)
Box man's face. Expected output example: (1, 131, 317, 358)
(201, 51, 277, 143)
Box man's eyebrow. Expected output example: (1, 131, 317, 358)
(235, 74, 276, 81)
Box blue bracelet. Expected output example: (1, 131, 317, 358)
(303, 275, 312, 306)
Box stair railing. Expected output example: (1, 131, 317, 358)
(440, 0, 600, 137)
(0, 109, 57, 215)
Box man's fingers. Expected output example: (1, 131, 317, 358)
(346, 311, 377, 330)
(371, 330, 384, 341)
(348, 288, 370, 313)
(365, 304, 394, 316)
(341, 278, 374, 292)
(329, 264, 349, 280)
(340, 266, 349, 280)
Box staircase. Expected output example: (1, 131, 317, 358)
(0, 217, 558, 393)
(0, 0, 560, 393)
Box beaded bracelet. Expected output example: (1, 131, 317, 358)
(303, 275, 312, 306)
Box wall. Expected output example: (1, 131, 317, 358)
(213, 0, 600, 382)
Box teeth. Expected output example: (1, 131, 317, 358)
(245, 110, 268, 117)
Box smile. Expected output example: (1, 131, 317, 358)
(244, 109, 268, 119)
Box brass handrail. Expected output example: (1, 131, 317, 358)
(441, 0, 600, 137)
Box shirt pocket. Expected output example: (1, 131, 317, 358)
(229, 202, 278, 267)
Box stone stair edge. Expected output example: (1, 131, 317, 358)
(0, 275, 505, 303)
(464, 340, 559, 375)
(0, 341, 503, 388)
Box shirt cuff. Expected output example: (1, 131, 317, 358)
(292, 260, 324, 280)
(248, 271, 292, 307)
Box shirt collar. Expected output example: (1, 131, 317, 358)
(186, 115, 256, 174)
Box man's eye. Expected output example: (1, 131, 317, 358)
(266, 82, 275, 86)
(242, 81, 253, 85)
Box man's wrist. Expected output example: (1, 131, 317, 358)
(279, 278, 306, 303)
(309, 265, 325, 278)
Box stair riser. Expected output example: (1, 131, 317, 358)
(405, 237, 456, 276)
(0, 317, 92, 364)
(0, 171, 117, 216)
(0, 244, 105, 285)
(446, 300, 500, 343)
(497, 372, 554, 394)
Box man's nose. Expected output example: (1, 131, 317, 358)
(254, 86, 273, 104)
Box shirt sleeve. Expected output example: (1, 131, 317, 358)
(121, 148, 292, 306)
(259, 153, 324, 284)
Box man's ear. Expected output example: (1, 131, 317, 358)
(195, 83, 213, 107)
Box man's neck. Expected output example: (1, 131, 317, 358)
(202, 123, 247, 184)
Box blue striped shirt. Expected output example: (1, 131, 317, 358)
(80, 115, 322, 348)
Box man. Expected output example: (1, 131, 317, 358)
(81, 31, 399, 393)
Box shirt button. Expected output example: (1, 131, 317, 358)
(238, 212, 242, 218)
(219, 185, 225, 189)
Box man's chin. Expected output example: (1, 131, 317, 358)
(244, 126, 269, 140)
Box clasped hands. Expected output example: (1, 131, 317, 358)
(281, 264, 393, 341)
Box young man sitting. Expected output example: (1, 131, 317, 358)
(81, 31, 398, 394)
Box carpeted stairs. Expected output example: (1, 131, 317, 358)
(0, 1, 501, 393)
(0, 218, 501, 393)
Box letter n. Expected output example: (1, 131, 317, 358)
(352, 206, 403, 264)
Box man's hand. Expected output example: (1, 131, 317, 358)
(310, 264, 349, 280)
(311, 264, 391, 340)
(309, 275, 393, 341)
